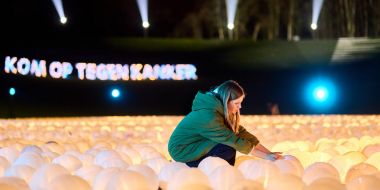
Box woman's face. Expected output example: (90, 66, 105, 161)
(228, 95, 244, 114)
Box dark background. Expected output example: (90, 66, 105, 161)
(1, 0, 380, 117)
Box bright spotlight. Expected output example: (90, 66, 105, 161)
(51, 0, 67, 25)
(136, 0, 149, 29)
(142, 21, 150, 28)
(227, 23, 234, 30)
(111, 89, 120, 98)
(313, 87, 328, 102)
(311, 0, 324, 30)
(311, 23, 317, 30)
(60, 16, 67, 24)
(304, 77, 337, 112)
(9, 87, 16, 96)
(226, 0, 238, 30)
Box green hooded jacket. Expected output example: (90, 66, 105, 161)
(168, 91, 260, 162)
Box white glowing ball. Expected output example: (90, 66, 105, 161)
(365, 152, 380, 170)
(302, 162, 340, 185)
(99, 158, 129, 169)
(78, 154, 94, 166)
(238, 159, 280, 184)
(167, 168, 210, 190)
(208, 165, 244, 190)
(92, 167, 120, 190)
(42, 143, 65, 155)
(128, 165, 159, 190)
(41, 151, 59, 162)
(267, 173, 304, 190)
(329, 151, 367, 181)
(234, 155, 257, 167)
(274, 159, 302, 177)
(0, 177, 29, 190)
(115, 145, 141, 164)
(346, 175, 380, 190)
(143, 157, 170, 174)
(133, 145, 163, 161)
(345, 163, 378, 184)
(74, 165, 102, 185)
(198, 156, 230, 176)
(176, 183, 212, 190)
(29, 164, 70, 190)
(52, 154, 83, 172)
(4, 165, 35, 183)
(106, 170, 151, 190)
(229, 179, 264, 190)
(362, 144, 380, 157)
(304, 178, 345, 190)
(158, 162, 188, 183)
(21, 145, 43, 154)
(49, 174, 91, 190)
(94, 150, 122, 166)
(0, 147, 20, 163)
(0, 156, 11, 176)
(14, 152, 46, 170)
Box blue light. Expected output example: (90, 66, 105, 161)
(313, 86, 328, 102)
(9, 87, 16, 96)
(111, 89, 120, 98)
(304, 78, 337, 112)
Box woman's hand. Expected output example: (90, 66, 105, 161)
(265, 152, 283, 161)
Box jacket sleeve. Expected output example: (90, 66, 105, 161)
(238, 126, 260, 146)
(198, 111, 255, 154)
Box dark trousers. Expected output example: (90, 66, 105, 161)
(186, 143, 236, 167)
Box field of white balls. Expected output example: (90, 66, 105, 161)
(0, 115, 380, 190)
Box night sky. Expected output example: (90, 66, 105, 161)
(3, 0, 203, 37)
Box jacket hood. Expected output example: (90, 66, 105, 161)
(191, 91, 224, 114)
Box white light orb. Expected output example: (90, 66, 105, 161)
(158, 162, 188, 183)
(304, 178, 345, 190)
(30, 164, 70, 190)
(345, 163, 378, 184)
(52, 154, 83, 172)
(238, 159, 280, 185)
(13, 152, 46, 170)
(362, 144, 380, 157)
(365, 152, 380, 170)
(115, 146, 141, 165)
(302, 162, 340, 185)
(198, 156, 230, 176)
(92, 167, 120, 190)
(208, 165, 244, 190)
(346, 175, 380, 190)
(0, 177, 29, 190)
(274, 159, 303, 177)
(128, 164, 159, 190)
(94, 150, 122, 166)
(267, 173, 304, 190)
(0, 147, 20, 163)
(143, 157, 170, 174)
(167, 168, 210, 190)
(229, 179, 264, 190)
(74, 165, 102, 185)
(49, 174, 91, 190)
(106, 170, 151, 190)
(0, 156, 11, 176)
(4, 165, 35, 183)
